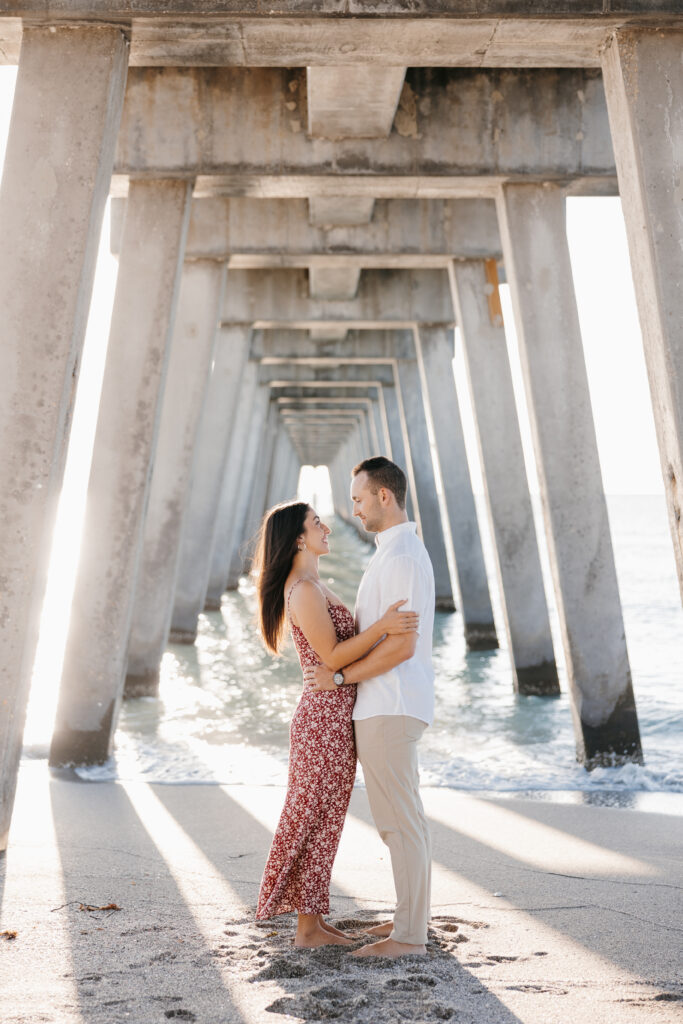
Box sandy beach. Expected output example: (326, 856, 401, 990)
(1, 766, 682, 1024)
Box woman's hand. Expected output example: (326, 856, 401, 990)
(379, 599, 419, 636)
(303, 665, 336, 692)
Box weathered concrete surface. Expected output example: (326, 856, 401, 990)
(309, 196, 375, 226)
(3, 770, 682, 1024)
(497, 183, 640, 766)
(237, 400, 281, 572)
(4, 10, 680, 69)
(308, 265, 360, 301)
(415, 326, 497, 649)
(448, 259, 559, 694)
(111, 197, 503, 264)
(602, 29, 683, 608)
(307, 66, 405, 138)
(0, 25, 129, 847)
(225, 383, 271, 589)
(395, 359, 454, 610)
(259, 362, 397, 388)
(222, 269, 454, 328)
(125, 261, 226, 696)
(170, 327, 250, 643)
(205, 362, 259, 609)
(49, 180, 192, 768)
(252, 328, 416, 363)
(113, 68, 616, 197)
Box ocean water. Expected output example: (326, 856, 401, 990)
(69, 495, 683, 806)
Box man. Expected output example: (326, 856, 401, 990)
(304, 456, 435, 958)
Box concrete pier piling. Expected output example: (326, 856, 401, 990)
(125, 260, 226, 695)
(415, 325, 497, 648)
(0, 25, 129, 840)
(395, 357, 455, 611)
(448, 258, 559, 694)
(497, 184, 641, 765)
(602, 28, 683, 606)
(169, 326, 251, 644)
(49, 179, 192, 767)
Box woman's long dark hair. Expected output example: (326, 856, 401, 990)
(253, 500, 310, 654)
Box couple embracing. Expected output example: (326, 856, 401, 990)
(253, 456, 435, 958)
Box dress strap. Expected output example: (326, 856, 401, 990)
(286, 577, 327, 619)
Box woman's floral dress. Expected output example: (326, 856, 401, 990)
(256, 579, 357, 918)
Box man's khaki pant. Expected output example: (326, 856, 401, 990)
(354, 715, 431, 945)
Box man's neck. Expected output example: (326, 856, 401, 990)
(377, 511, 409, 533)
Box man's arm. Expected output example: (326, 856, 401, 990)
(305, 553, 428, 692)
(304, 632, 416, 692)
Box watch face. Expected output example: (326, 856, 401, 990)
(333, 672, 344, 686)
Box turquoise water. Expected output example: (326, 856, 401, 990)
(72, 495, 683, 802)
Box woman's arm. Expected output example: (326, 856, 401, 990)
(289, 580, 417, 671)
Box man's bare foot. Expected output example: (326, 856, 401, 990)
(317, 915, 354, 940)
(364, 921, 393, 937)
(351, 938, 426, 958)
(294, 923, 353, 948)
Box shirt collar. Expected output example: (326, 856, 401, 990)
(374, 521, 417, 548)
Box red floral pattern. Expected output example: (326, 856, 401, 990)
(256, 586, 357, 919)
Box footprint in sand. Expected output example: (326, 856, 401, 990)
(384, 978, 421, 992)
(252, 955, 309, 981)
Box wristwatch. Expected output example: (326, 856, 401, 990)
(333, 670, 345, 687)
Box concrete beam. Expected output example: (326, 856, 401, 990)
(113, 68, 616, 196)
(111, 197, 502, 263)
(307, 67, 405, 139)
(223, 269, 453, 328)
(308, 265, 360, 301)
(252, 329, 416, 362)
(0, 25, 129, 846)
(308, 197, 375, 227)
(4, 13, 679, 69)
(260, 364, 396, 387)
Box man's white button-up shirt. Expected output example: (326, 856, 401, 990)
(353, 521, 435, 726)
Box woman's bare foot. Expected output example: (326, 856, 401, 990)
(351, 938, 426, 958)
(364, 921, 393, 937)
(294, 922, 353, 948)
(317, 915, 354, 940)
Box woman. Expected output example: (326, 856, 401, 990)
(253, 500, 418, 947)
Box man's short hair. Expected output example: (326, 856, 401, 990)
(352, 456, 407, 510)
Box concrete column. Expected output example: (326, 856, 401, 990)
(415, 325, 497, 649)
(370, 398, 386, 456)
(0, 25, 128, 846)
(49, 180, 192, 766)
(329, 456, 348, 522)
(395, 359, 455, 610)
(602, 29, 683, 605)
(205, 362, 258, 606)
(449, 259, 558, 692)
(497, 183, 641, 766)
(241, 400, 280, 547)
(266, 428, 292, 509)
(125, 261, 226, 695)
(225, 384, 271, 588)
(170, 326, 251, 642)
(381, 384, 416, 523)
